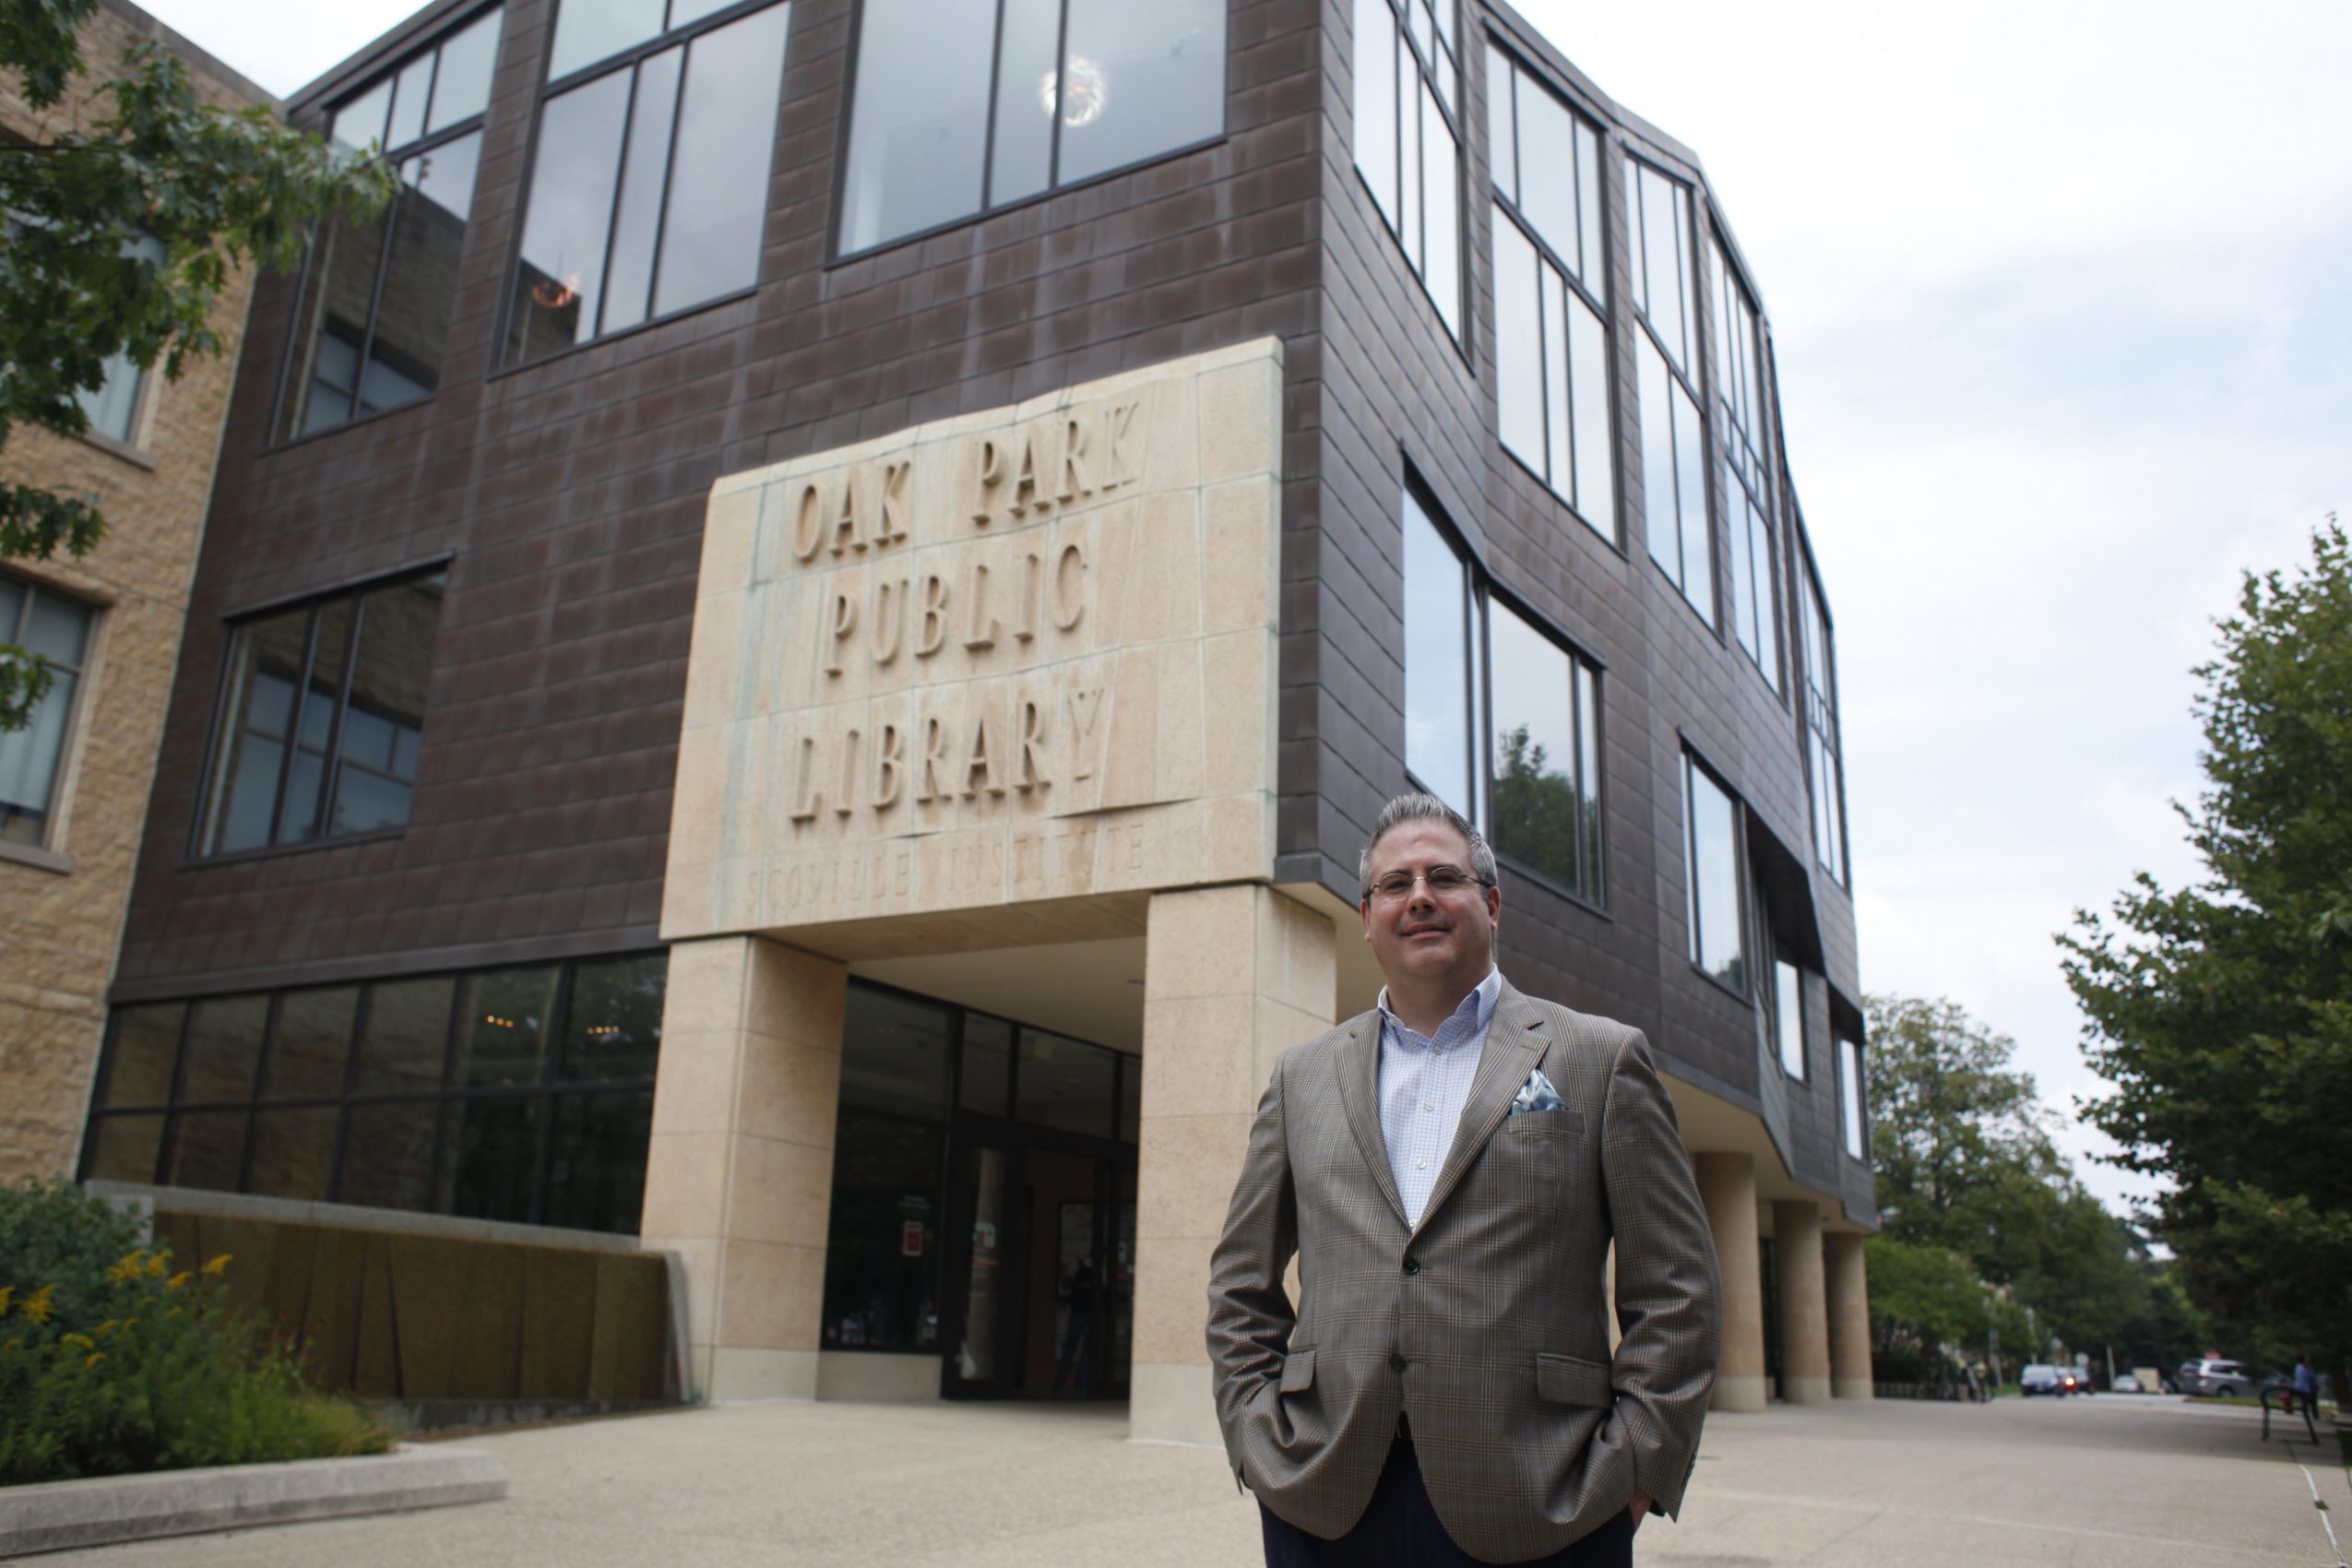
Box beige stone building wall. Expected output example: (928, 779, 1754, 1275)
(0, 0, 270, 1182)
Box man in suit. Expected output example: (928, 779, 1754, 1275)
(1207, 792, 1720, 1566)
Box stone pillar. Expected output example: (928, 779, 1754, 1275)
(1825, 1231, 1874, 1400)
(639, 934, 847, 1402)
(1131, 884, 1336, 1444)
(1773, 1200, 1832, 1405)
(1694, 1153, 1766, 1412)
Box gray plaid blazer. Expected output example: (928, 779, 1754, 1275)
(1206, 980, 1720, 1563)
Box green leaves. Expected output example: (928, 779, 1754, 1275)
(2061, 520, 2352, 1388)
(0, 20, 396, 729)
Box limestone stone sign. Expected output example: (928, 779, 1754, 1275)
(662, 339, 1283, 950)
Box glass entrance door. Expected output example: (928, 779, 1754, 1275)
(942, 1129, 1135, 1399)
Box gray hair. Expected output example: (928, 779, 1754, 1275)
(1358, 792, 1498, 897)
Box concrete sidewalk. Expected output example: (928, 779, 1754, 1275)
(19, 1393, 2346, 1566)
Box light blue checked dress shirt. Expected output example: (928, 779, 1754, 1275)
(1376, 968, 1503, 1227)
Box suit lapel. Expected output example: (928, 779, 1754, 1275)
(1414, 983, 1547, 1235)
(1333, 1011, 1409, 1229)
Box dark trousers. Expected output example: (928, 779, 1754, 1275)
(1260, 1433, 1637, 1568)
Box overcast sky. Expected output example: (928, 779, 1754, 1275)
(138, 0, 2352, 1218)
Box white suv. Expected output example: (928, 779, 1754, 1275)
(2178, 1358, 2254, 1396)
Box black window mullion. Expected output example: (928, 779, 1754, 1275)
(529, 963, 578, 1225)
(426, 971, 466, 1208)
(263, 606, 323, 846)
(350, 180, 408, 415)
(592, 60, 647, 339)
(639, 40, 692, 319)
(313, 591, 368, 837)
(1046, 0, 1072, 191)
(325, 982, 375, 1204)
(234, 992, 284, 1194)
(980, 0, 1009, 208)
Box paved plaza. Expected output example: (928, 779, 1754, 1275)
(20, 1393, 2346, 1567)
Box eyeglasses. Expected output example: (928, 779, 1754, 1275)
(1364, 866, 1491, 904)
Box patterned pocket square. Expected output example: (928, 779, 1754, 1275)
(1509, 1067, 1566, 1114)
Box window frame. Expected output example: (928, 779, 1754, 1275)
(1795, 529, 1850, 886)
(80, 951, 668, 1234)
(270, 3, 505, 447)
(827, 0, 1233, 265)
(1623, 148, 1717, 629)
(1709, 228, 1785, 695)
(1770, 951, 1806, 1082)
(0, 574, 101, 866)
(1399, 485, 1610, 913)
(187, 559, 450, 864)
(497, 0, 791, 369)
(1838, 1033, 1868, 1161)
(1679, 747, 1749, 1001)
(1350, 0, 1467, 350)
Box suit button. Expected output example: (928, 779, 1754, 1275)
(1389, 1352, 1408, 1372)
(1402, 1256, 1421, 1276)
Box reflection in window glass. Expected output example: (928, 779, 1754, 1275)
(547, 0, 663, 80)
(1800, 554, 1847, 885)
(202, 571, 445, 856)
(820, 1110, 944, 1351)
(439, 1096, 539, 1221)
(1714, 242, 1781, 689)
(1840, 1038, 1866, 1158)
(455, 967, 560, 1087)
(545, 1092, 654, 1231)
(841, 0, 1222, 255)
(1639, 337, 1712, 623)
(165, 1110, 248, 1191)
(97, 1004, 184, 1108)
(246, 1107, 339, 1199)
(1682, 754, 1744, 992)
(266, 987, 358, 1099)
(1352, 0, 1459, 338)
(840, 987, 951, 1120)
(1488, 600, 1601, 903)
(561, 954, 666, 1081)
(0, 578, 95, 849)
(1491, 201, 1611, 538)
(354, 976, 454, 1094)
(509, 2, 789, 362)
(82, 1115, 165, 1182)
(1401, 493, 1471, 818)
(181, 994, 267, 1104)
(960, 1014, 1014, 1117)
(1775, 958, 1804, 1079)
(286, 9, 502, 440)
(1016, 1028, 1116, 1137)
(339, 1099, 440, 1209)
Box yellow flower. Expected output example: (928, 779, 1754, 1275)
(2, 1336, 21, 1352)
(0, 1285, 14, 1317)
(20, 1285, 56, 1324)
(84, 1351, 104, 1368)
(167, 1272, 193, 1289)
(165, 1307, 182, 1320)
(61, 1332, 93, 1350)
(200, 1254, 232, 1277)
(107, 1250, 147, 1284)
(95, 1319, 118, 1336)
(144, 1253, 169, 1278)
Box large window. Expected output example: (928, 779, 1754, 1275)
(279, 7, 500, 439)
(0, 576, 94, 850)
(1486, 47, 1610, 538)
(822, 983, 1136, 1355)
(837, 0, 1225, 255)
(1713, 241, 1781, 690)
(1402, 492, 1607, 906)
(81, 954, 666, 1234)
(74, 235, 167, 445)
(1626, 157, 1712, 624)
(1839, 1035, 1867, 1159)
(1681, 752, 1743, 992)
(1772, 954, 1804, 1080)
(1352, 0, 1462, 339)
(506, 0, 790, 363)
(1798, 549, 1848, 884)
(197, 568, 445, 857)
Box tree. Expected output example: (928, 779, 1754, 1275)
(0, 0, 394, 728)
(1864, 993, 2149, 1369)
(2061, 520, 2352, 1399)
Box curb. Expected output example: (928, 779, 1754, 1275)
(0, 1444, 505, 1558)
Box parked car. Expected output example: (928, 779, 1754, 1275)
(2111, 1372, 2144, 1393)
(2177, 1358, 2256, 1396)
(2021, 1364, 2070, 1396)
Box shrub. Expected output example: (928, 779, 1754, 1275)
(0, 1179, 393, 1486)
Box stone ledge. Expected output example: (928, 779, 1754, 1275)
(0, 1444, 505, 1558)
